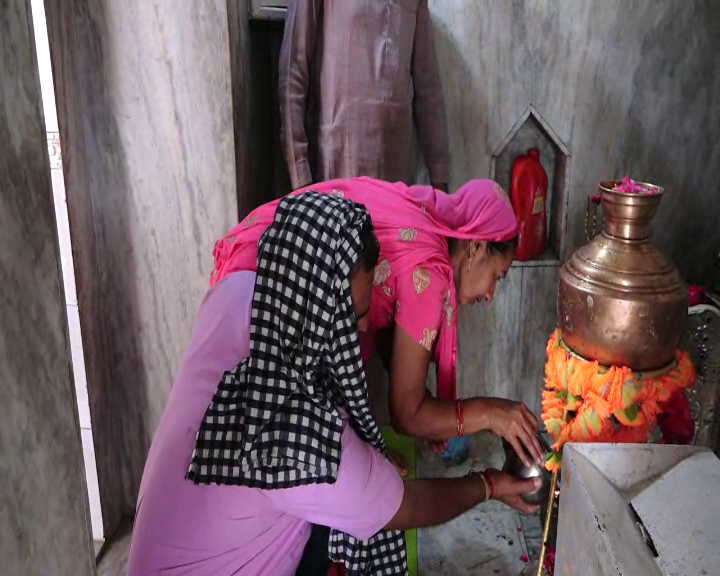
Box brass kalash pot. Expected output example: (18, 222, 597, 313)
(558, 180, 688, 370)
(526, 181, 690, 576)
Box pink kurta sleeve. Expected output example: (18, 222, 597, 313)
(393, 266, 449, 354)
(411, 0, 449, 186)
(264, 422, 404, 541)
(279, 0, 322, 189)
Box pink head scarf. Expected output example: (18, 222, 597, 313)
(211, 177, 517, 401)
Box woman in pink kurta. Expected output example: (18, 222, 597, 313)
(213, 177, 545, 466)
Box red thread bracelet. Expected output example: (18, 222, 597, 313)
(456, 399, 465, 436)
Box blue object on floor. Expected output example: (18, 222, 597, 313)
(441, 435, 471, 466)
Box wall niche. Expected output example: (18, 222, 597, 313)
(491, 106, 570, 266)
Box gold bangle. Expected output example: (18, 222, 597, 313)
(478, 472, 491, 502)
(467, 469, 491, 503)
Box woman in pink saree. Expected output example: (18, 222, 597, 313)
(212, 177, 544, 466)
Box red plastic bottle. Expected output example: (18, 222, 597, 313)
(510, 148, 548, 260)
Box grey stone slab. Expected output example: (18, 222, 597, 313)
(417, 433, 532, 575)
(0, 1, 94, 573)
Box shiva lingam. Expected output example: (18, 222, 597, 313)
(532, 179, 696, 576)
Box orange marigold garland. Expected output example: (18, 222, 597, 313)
(541, 329, 696, 471)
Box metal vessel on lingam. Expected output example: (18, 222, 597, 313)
(533, 180, 694, 576)
(558, 180, 688, 370)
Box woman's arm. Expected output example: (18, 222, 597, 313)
(385, 468, 540, 531)
(388, 325, 488, 438)
(388, 326, 545, 466)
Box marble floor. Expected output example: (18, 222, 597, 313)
(416, 432, 541, 575)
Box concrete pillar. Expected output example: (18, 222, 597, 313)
(0, 0, 94, 573)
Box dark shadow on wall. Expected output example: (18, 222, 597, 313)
(228, 2, 290, 216)
(265, 22, 293, 197)
(1, 1, 94, 572)
(411, 12, 482, 187)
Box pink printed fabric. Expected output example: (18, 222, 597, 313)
(368, 266, 449, 359)
(211, 177, 517, 400)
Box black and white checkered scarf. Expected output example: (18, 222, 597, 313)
(186, 192, 407, 575)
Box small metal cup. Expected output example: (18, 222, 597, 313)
(501, 436, 552, 505)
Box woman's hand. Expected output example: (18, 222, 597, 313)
(483, 468, 541, 514)
(484, 398, 545, 466)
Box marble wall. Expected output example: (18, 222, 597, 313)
(424, 0, 720, 404)
(31, 0, 105, 542)
(0, 0, 94, 573)
(45, 0, 238, 535)
(429, 0, 720, 280)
